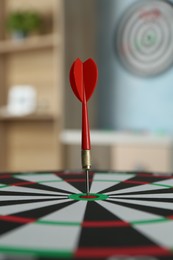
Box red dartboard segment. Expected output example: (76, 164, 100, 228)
(0, 215, 35, 224)
(75, 246, 171, 258)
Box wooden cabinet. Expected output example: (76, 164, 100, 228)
(0, 0, 64, 171)
(111, 145, 173, 173)
(61, 130, 173, 173)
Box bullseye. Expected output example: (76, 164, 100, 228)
(80, 195, 98, 199)
(116, 0, 173, 76)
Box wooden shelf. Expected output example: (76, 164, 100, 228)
(0, 113, 57, 121)
(0, 0, 64, 172)
(0, 34, 59, 54)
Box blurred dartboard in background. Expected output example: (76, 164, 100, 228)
(116, 0, 173, 77)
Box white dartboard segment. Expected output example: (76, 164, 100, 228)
(90, 172, 135, 193)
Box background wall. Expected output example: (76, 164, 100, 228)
(64, 0, 98, 129)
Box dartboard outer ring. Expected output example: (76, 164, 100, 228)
(0, 170, 172, 260)
(116, 0, 173, 77)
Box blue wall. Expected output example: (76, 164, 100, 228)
(97, 0, 173, 134)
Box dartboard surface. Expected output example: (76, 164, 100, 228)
(0, 171, 173, 260)
(116, 0, 173, 76)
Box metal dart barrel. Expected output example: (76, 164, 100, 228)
(82, 149, 91, 194)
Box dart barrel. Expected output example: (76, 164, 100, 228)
(81, 149, 91, 169)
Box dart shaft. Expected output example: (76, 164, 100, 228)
(82, 97, 91, 150)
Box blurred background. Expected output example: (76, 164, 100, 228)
(0, 0, 173, 173)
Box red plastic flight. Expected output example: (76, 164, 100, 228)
(69, 58, 98, 150)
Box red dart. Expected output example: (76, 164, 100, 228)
(69, 58, 98, 193)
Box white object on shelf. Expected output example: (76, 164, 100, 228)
(1, 85, 37, 116)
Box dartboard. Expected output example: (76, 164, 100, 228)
(0, 171, 173, 260)
(116, 0, 173, 76)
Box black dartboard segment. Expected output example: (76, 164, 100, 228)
(0, 171, 172, 260)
